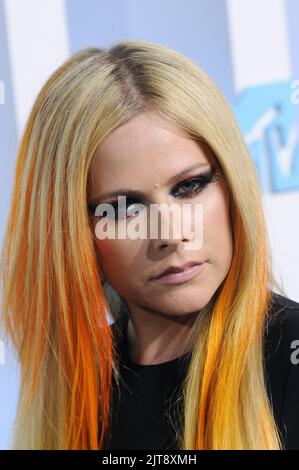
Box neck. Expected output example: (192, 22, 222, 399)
(123, 303, 196, 365)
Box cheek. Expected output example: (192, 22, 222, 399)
(202, 188, 233, 266)
(94, 236, 145, 283)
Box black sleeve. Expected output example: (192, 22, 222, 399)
(279, 306, 299, 450)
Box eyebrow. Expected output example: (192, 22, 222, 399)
(89, 162, 211, 203)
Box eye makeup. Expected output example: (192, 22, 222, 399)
(87, 166, 220, 219)
(171, 166, 219, 199)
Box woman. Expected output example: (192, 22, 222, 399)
(0, 40, 298, 450)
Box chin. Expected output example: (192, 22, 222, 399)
(154, 293, 211, 317)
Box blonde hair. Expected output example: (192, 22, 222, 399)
(0, 39, 287, 449)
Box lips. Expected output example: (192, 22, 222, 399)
(153, 261, 204, 280)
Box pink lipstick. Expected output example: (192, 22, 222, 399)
(153, 262, 206, 285)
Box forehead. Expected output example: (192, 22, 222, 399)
(89, 112, 215, 196)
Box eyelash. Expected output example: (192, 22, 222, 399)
(172, 167, 218, 199)
(89, 168, 219, 219)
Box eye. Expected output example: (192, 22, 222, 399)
(115, 200, 145, 219)
(87, 168, 220, 218)
(88, 198, 146, 220)
(172, 168, 218, 199)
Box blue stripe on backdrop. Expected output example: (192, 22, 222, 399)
(285, 0, 299, 79)
(0, 1, 18, 243)
(0, 1, 20, 451)
(65, 0, 235, 104)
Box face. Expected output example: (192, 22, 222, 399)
(88, 112, 233, 318)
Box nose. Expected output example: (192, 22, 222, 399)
(149, 203, 194, 251)
(153, 236, 189, 252)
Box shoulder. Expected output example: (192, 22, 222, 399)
(265, 291, 299, 352)
(264, 291, 299, 449)
(264, 290, 299, 370)
(268, 291, 299, 320)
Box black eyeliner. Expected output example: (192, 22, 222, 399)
(87, 167, 219, 216)
(172, 167, 218, 198)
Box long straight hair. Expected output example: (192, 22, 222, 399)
(0, 40, 286, 449)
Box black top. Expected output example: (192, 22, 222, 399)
(103, 292, 299, 450)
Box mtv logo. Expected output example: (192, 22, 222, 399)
(233, 81, 299, 193)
